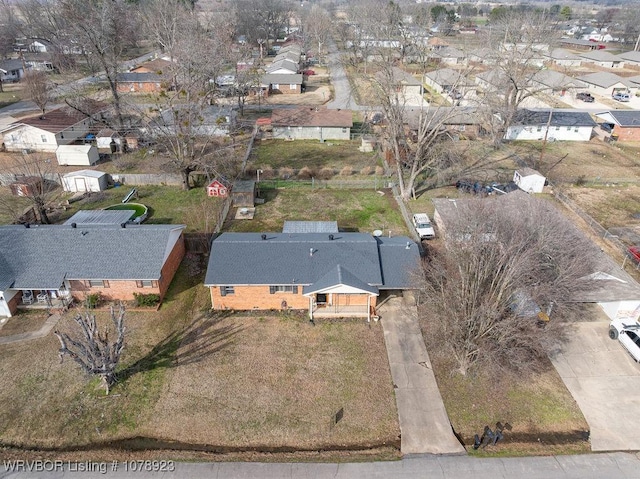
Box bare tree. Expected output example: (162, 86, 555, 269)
(58, 0, 140, 132)
(234, 0, 292, 55)
(478, 10, 561, 145)
(0, 0, 20, 62)
(139, 0, 193, 61)
(55, 304, 126, 395)
(142, 15, 240, 189)
(3, 153, 60, 224)
(302, 4, 332, 64)
(420, 193, 596, 376)
(22, 70, 52, 117)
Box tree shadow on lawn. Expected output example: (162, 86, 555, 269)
(117, 312, 242, 383)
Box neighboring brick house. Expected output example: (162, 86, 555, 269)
(271, 107, 352, 140)
(261, 73, 303, 94)
(130, 58, 175, 74)
(595, 110, 640, 142)
(0, 224, 186, 318)
(116, 72, 169, 93)
(204, 230, 420, 320)
(1, 102, 106, 152)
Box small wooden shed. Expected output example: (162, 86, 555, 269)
(513, 168, 546, 194)
(231, 180, 256, 207)
(62, 169, 108, 193)
(9, 176, 42, 197)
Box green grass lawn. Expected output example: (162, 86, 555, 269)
(0, 87, 22, 108)
(0, 187, 31, 225)
(249, 139, 379, 173)
(54, 186, 224, 233)
(226, 188, 408, 235)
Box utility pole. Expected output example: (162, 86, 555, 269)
(634, 32, 640, 52)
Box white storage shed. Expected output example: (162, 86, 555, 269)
(56, 144, 99, 166)
(62, 169, 108, 192)
(513, 168, 546, 194)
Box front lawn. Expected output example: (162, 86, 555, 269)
(226, 187, 408, 235)
(0, 260, 400, 457)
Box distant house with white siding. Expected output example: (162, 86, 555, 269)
(579, 50, 625, 69)
(545, 48, 582, 68)
(1, 103, 106, 153)
(504, 109, 595, 142)
(576, 72, 634, 97)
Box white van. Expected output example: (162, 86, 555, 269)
(412, 213, 435, 240)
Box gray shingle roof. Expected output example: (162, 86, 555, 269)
(547, 48, 581, 61)
(117, 72, 165, 83)
(532, 69, 585, 89)
(576, 72, 634, 89)
(0, 59, 23, 73)
(619, 51, 640, 63)
(266, 58, 298, 73)
(302, 265, 379, 295)
(424, 68, 468, 87)
(579, 50, 623, 62)
(204, 232, 420, 290)
(0, 224, 185, 290)
(604, 110, 640, 127)
(282, 221, 339, 233)
(512, 109, 596, 127)
(262, 73, 303, 86)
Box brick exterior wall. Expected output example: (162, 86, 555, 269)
(271, 84, 301, 95)
(7, 293, 20, 316)
(209, 286, 377, 311)
(117, 82, 164, 93)
(68, 233, 185, 303)
(613, 126, 640, 142)
(158, 233, 186, 300)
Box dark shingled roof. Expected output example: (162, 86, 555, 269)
(0, 224, 185, 290)
(303, 265, 379, 294)
(512, 109, 596, 127)
(603, 110, 640, 127)
(204, 232, 420, 290)
(271, 107, 353, 128)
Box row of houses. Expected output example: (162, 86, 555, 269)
(0, 220, 420, 323)
(6, 194, 639, 325)
(424, 66, 640, 101)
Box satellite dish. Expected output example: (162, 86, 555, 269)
(373, 230, 383, 237)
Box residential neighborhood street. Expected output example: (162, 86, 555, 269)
(2, 452, 640, 479)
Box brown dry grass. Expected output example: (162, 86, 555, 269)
(0, 310, 50, 338)
(142, 315, 399, 449)
(0, 262, 399, 454)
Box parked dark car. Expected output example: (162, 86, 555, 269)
(576, 92, 595, 103)
(600, 122, 614, 133)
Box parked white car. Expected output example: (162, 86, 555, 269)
(609, 319, 640, 362)
(412, 213, 436, 240)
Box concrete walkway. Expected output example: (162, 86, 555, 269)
(0, 313, 61, 345)
(378, 295, 465, 455)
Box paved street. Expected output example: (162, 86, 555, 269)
(325, 40, 363, 111)
(2, 453, 640, 478)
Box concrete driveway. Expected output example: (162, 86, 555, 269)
(549, 318, 640, 451)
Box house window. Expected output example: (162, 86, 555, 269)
(272, 83, 279, 89)
(567, 126, 571, 131)
(41, 135, 47, 142)
(219, 286, 235, 296)
(289, 84, 296, 90)
(342, 128, 347, 133)
(536, 126, 542, 132)
(269, 285, 299, 294)
(88, 280, 109, 288)
(555, 126, 560, 131)
(574, 127, 579, 132)
(136, 280, 156, 288)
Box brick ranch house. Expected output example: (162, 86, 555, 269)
(0, 224, 185, 318)
(204, 231, 420, 320)
(595, 110, 640, 142)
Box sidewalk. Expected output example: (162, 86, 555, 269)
(378, 295, 465, 455)
(0, 313, 61, 345)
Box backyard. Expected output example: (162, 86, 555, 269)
(247, 139, 382, 176)
(226, 187, 407, 235)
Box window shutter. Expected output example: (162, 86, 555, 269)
(293, 286, 298, 294)
(103, 280, 110, 288)
(270, 286, 276, 294)
(220, 286, 227, 296)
